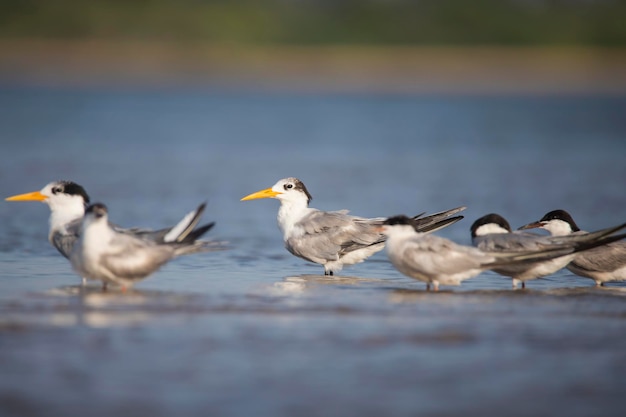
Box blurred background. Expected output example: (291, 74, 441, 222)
(1, 0, 625, 93)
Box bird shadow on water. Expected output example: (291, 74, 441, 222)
(0, 284, 209, 329)
(272, 274, 393, 294)
(387, 284, 626, 304)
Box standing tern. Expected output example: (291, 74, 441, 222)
(6, 180, 219, 283)
(519, 210, 626, 286)
(71, 203, 216, 290)
(471, 213, 626, 288)
(241, 177, 466, 275)
(379, 215, 586, 291)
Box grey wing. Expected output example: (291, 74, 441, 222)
(122, 226, 171, 242)
(400, 235, 486, 276)
(571, 241, 626, 273)
(51, 219, 82, 258)
(130, 202, 210, 243)
(100, 237, 174, 280)
(288, 211, 384, 262)
(110, 221, 172, 242)
(473, 232, 551, 252)
(51, 232, 78, 259)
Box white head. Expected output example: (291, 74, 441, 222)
(470, 213, 512, 238)
(519, 209, 579, 236)
(6, 180, 90, 212)
(241, 177, 313, 206)
(6, 180, 90, 232)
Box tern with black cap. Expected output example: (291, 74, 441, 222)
(242, 177, 466, 276)
(520, 210, 626, 286)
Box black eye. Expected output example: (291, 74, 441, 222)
(52, 187, 62, 194)
(285, 183, 293, 190)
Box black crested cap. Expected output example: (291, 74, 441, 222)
(55, 181, 90, 205)
(540, 209, 580, 232)
(383, 215, 414, 226)
(470, 213, 511, 237)
(85, 202, 107, 218)
(285, 178, 313, 205)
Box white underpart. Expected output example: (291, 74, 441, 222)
(474, 223, 509, 236)
(70, 215, 114, 282)
(324, 243, 384, 274)
(275, 191, 310, 242)
(568, 261, 626, 285)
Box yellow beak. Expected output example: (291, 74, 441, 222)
(5, 190, 47, 202)
(241, 187, 281, 201)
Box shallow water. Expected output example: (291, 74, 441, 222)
(1, 88, 626, 416)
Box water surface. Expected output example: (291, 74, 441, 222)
(1, 89, 625, 416)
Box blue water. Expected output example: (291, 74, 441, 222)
(1, 88, 626, 416)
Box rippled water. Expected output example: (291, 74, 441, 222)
(1, 88, 625, 416)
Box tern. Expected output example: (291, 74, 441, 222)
(520, 210, 626, 286)
(241, 177, 466, 276)
(6, 180, 219, 283)
(70, 203, 216, 290)
(379, 215, 587, 291)
(471, 213, 626, 288)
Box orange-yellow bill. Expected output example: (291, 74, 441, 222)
(241, 187, 280, 201)
(5, 191, 47, 202)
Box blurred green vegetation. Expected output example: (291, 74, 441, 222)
(0, 0, 625, 45)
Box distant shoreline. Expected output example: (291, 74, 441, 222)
(1, 39, 625, 94)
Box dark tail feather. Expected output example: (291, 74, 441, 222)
(162, 202, 207, 243)
(411, 211, 427, 220)
(573, 232, 626, 253)
(416, 216, 464, 234)
(180, 222, 215, 243)
(574, 223, 626, 243)
(412, 206, 467, 230)
(175, 203, 207, 242)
